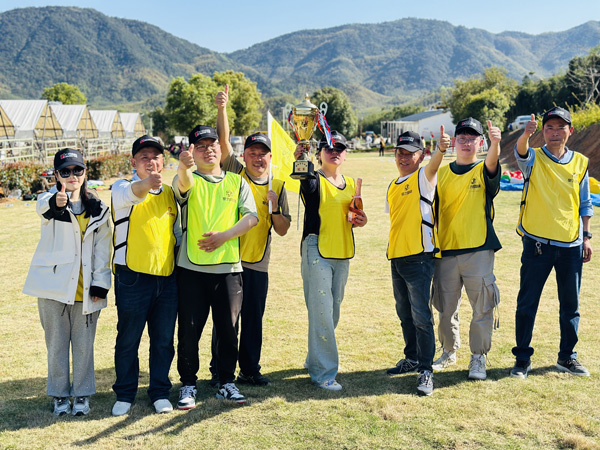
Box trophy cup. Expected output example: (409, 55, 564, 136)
(289, 95, 321, 180)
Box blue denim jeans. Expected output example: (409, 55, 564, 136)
(301, 235, 349, 384)
(113, 266, 178, 403)
(512, 236, 583, 362)
(391, 253, 435, 372)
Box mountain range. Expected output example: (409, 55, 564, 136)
(1, 7, 599, 109)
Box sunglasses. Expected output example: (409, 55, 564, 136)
(322, 146, 346, 153)
(57, 167, 85, 178)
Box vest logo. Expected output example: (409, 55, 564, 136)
(223, 190, 236, 202)
(469, 178, 481, 189)
(167, 206, 176, 217)
(401, 184, 413, 196)
(568, 172, 576, 183)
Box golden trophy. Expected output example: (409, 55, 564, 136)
(289, 95, 322, 180)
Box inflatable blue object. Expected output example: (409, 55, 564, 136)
(500, 180, 524, 191)
(591, 193, 600, 207)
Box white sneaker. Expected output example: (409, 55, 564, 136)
(468, 354, 487, 380)
(153, 399, 173, 414)
(317, 379, 342, 391)
(432, 351, 457, 371)
(112, 401, 131, 416)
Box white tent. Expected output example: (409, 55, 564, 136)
(120, 113, 146, 138)
(0, 103, 15, 138)
(0, 100, 62, 139)
(50, 104, 98, 139)
(89, 110, 125, 139)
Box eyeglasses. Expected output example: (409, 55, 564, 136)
(194, 143, 218, 152)
(456, 137, 480, 145)
(58, 167, 85, 178)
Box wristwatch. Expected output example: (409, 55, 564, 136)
(583, 231, 592, 240)
(272, 209, 281, 215)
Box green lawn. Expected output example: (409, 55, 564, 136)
(1, 153, 599, 450)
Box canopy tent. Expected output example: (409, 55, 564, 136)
(120, 113, 145, 138)
(50, 104, 98, 139)
(0, 103, 15, 138)
(0, 100, 62, 139)
(89, 110, 125, 138)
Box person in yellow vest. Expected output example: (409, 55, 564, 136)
(207, 87, 291, 387)
(111, 136, 181, 416)
(294, 131, 368, 391)
(431, 118, 502, 381)
(23, 148, 111, 417)
(510, 107, 593, 379)
(174, 125, 258, 407)
(385, 128, 450, 396)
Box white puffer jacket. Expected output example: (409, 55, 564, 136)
(23, 187, 112, 315)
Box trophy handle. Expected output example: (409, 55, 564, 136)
(319, 102, 328, 117)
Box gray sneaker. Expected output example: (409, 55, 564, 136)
(432, 351, 457, 371)
(216, 383, 246, 404)
(52, 397, 71, 416)
(468, 354, 487, 380)
(177, 385, 197, 410)
(386, 358, 419, 376)
(510, 360, 532, 379)
(72, 396, 90, 416)
(417, 370, 434, 396)
(556, 358, 590, 377)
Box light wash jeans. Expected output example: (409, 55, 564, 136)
(301, 235, 350, 384)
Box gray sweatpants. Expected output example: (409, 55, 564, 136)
(38, 298, 100, 398)
(431, 250, 500, 355)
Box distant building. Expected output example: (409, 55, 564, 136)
(381, 109, 455, 146)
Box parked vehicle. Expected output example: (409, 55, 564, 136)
(508, 115, 531, 131)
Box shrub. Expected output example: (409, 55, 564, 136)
(86, 154, 132, 180)
(571, 103, 600, 131)
(0, 161, 45, 194)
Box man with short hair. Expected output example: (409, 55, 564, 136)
(510, 107, 593, 379)
(385, 128, 450, 396)
(208, 86, 291, 386)
(431, 118, 502, 380)
(111, 135, 180, 416)
(174, 125, 258, 407)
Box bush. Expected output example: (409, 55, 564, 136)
(0, 161, 45, 194)
(86, 154, 132, 180)
(570, 103, 600, 131)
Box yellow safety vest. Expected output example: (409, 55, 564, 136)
(387, 169, 438, 259)
(186, 171, 242, 265)
(113, 184, 178, 276)
(239, 169, 285, 264)
(518, 148, 588, 243)
(316, 171, 355, 259)
(437, 162, 488, 251)
(75, 212, 90, 301)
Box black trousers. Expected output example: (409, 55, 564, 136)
(177, 267, 242, 386)
(211, 268, 269, 376)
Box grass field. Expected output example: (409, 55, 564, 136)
(1, 153, 599, 450)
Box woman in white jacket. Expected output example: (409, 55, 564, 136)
(23, 148, 111, 416)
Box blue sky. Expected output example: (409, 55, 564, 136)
(1, 0, 599, 53)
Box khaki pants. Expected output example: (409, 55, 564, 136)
(431, 250, 499, 355)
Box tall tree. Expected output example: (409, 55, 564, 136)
(213, 70, 263, 135)
(164, 74, 219, 135)
(566, 46, 600, 104)
(41, 82, 87, 104)
(311, 87, 358, 138)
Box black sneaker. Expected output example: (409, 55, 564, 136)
(386, 358, 419, 376)
(510, 360, 532, 379)
(208, 373, 219, 388)
(237, 372, 270, 386)
(557, 358, 590, 377)
(417, 370, 434, 396)
(216, 383, 246, 404)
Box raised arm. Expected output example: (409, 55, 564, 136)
(216, 84, 234, 163)
(516, 114, 537, 157)
(424, 125, 450, 183)
(177, 147, 196, 194)
(485, 120, 502, 175)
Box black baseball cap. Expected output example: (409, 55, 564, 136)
(318, 130, 348, 150)
(244, 132, 271, 151)
(542, 107, 571, 126)
(54, 148, 85, 171)
(189, 125, 218, 145)
(395, 131, 424, 153)
(455, 117, 484, 136)
(132, 135, 164, 157)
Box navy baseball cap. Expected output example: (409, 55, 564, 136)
(395, 131, 424, 153)
(244, 132, 271, 151)
(542, 107, 571, 126)
(318, 130, 348, 150)
(132, 135, 164, 157)
(54, 148, 85, 171)
(189, 125, 218, 145)
(455, 117, 484, 136)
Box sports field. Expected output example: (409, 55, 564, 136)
(1, 152, 598, 449)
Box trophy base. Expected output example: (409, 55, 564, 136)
(290, 159, 316, 180)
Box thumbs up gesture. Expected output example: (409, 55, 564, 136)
(216, 84, 229, 109)
(56, 182, 68, 208)
(178, 147, 195, 169)
(147, 159, 163, 190)
(487, 120, 501, 144)
(438, 125, 451, 152)
(523, 113, 538, 138)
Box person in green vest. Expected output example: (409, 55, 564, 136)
(431, 118, 502, 381)
(510, 108, 593, 379)
(173, 125, 258, 408)
(111, 135, 181, 416)
(206, 86, 291, 387)
(385, 128, 449, 396)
